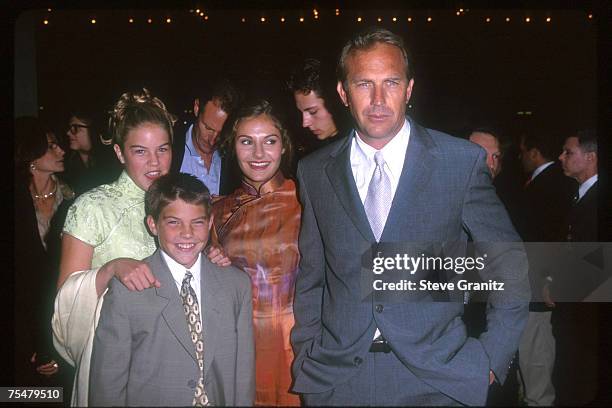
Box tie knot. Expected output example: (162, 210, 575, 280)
(374, 151, 385, 167)
(183, 271, 193, 285)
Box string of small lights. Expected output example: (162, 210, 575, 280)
(38, 7, 595, 26)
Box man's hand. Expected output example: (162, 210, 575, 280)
(105, 258, 161, 291)
(207, 245, 231, 267)
(31, 353, 59, 377)
(489, 370, 495, 385)
(543, 283, 555, 308)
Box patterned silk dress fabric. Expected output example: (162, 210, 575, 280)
(212, 173, 301, 406)
(60, 170, 157, 405)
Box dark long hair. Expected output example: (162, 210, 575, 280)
(15, 116, 51, 180)
(221, 99, 294, 177)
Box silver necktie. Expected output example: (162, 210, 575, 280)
(364, 151, 393, 241)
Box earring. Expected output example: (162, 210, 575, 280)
(29, 162, 36, 172)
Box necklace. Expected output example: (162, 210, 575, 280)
(31, 180, 57, 200)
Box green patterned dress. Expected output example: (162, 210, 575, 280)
(56, 171, 156, 406)
(64, 170, 156, 267)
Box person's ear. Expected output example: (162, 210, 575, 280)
(337, 81, 349, 107)
(193, 98, 200, 118)
(113, 144, 125, 164)
(405, 78, 415, 104)
(208, 214, 214, 230)
(146, 215, 158, 236)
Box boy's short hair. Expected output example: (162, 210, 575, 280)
(145, 173, 212, 221)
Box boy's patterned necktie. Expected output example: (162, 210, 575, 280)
(181, 271, 210, 406)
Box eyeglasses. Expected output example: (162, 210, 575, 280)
(67, 124, 89, 134)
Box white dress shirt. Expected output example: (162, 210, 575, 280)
(578, 174, 598, 201)
(162, 250, 202, 308)
(531, 161, 554, 181)
(349, 119, 411, 340)
(350, 119, 411, 202)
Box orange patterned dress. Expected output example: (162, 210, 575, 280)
(212, 173, 301, 406)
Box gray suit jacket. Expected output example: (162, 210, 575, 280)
(89, 251, 255, 406)
(291, 118, 530, 406)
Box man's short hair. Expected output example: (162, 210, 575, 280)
(337, 27, 413, 85)
(197, 79, 242, 116)
(145, 173, 212, 221)
(521, 131, 562, 161)
(287, 58, 346, 122)
(574, 129, 597, 154)
(470, 126, 509, 154)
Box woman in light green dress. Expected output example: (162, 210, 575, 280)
(53, 89, 175, 406)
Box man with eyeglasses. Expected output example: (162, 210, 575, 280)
(171, 79, 242, 195)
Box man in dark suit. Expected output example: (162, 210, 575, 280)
(290, 27, 530, 406)
(559, 130, 598, 242)
(515, 131, 576, 406)
(551, 129, 599, 405)
(171, 80, 242, 196)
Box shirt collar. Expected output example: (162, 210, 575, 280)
(578, 174, 598, 201)
(162, 250, 202, 287)
(117, 170, 146, 200)
(531, 161, 555, 180)
(185, 124, 220, 161)
(240, 171, 286, 196)
(353, 119, 410, 179)
(185, 125, 199, 157)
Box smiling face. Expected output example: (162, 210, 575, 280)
(66, 116, 92, 153)
(293, 91, 337, 140)
(113, 122, 172, 191)
(234, 114, 285, 190)
(147, 198, 212, 269)
(34, 133, 65, 174)
(337, 42, 414, 149)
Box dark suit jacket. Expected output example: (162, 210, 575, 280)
(89, 251, 255, 406)
(515, 162, 577, 242)
(291, 117, 530, 406)
(171, 123, 241, 195)
(566, 180, 598, 242)
(513, 162, 577, 310)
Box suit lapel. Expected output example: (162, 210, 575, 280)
(200, 257, 222, 377)
(325, 119, 436, 243)
(154, 251, 198, 362)
(381, 119, 436, 241)
(325, 133, 376, 242)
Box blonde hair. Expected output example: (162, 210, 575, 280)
(108, 88, 176, 150)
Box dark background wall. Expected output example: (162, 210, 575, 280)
(19, 4, 597, 141)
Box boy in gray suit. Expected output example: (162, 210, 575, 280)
(89, 173, 254, 406)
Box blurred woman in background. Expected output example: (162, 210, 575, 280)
(63, 109, 120, 196)
(14, 117, 75, 396)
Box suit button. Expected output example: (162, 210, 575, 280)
(354, 357, 363, 366)
(188, 379, 196, 388)
(375, 304, 384, 313)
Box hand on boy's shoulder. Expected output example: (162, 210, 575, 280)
(108, 274, 155, 297)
